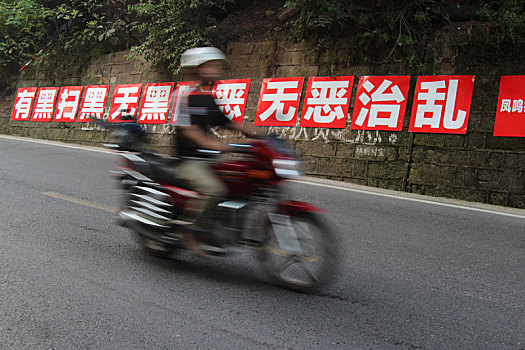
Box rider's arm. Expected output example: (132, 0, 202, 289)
(226, 121, 258, 138)
(178, 125, 233, 152)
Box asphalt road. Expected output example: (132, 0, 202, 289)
(0, 135, 524, 350)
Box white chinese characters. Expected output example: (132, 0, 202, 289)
(409, 76, 475, 134)
(12, 88, 36, 120)
(255, 78, 304, 126)
(303, 81, 349, 123)
(54, 87, 82, 122)
(350, 76, 410, 131)
(213, 80, 250, 123)
(109, 84, 142, 122)
(139, 83, 174, 124)
(79, 86, 109, 121)
(32, 88, 58, 121)
(500, 99, 524, 113)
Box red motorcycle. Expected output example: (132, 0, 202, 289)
(107, 122, 338, 292)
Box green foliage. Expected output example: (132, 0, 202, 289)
(284, 0, 354, 35)
(129, 0, 234, 73)
(0, 0, 138, 78)
(0, 0, 55, 70)
(286, 0, 525, 72)
(476, 0, 525, 57)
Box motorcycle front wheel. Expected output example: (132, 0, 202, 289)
(259, 212, 338, 293)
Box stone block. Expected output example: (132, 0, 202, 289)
(299, 141, 336, 156)
(478, 114, 496, 131)
(275, 65, 299, 77)
(411, 148, 435, 164)
(367, 161, 405, 180)
(397, 146, 412, 162)
(454, 166, 478, 188)
(254, 41, 276, 55)
(408, 163, 457, 186)
(277, 51, 305, 66)
(230, 42, 256, 56)
(47, 127, 67, 141)
(488, 191, 508, 206)
(32, 127, 48, 139)
(369, 63, 409, 76)
(477, 169, 523, 192)
(140, 71, 168, 83)
(227, 56, 248, 69)
(277, 39, 305, 52)
(111, 63, 133, 75)
(228, 68, 264, 80)
(335, 143, 355, 157)
(466, 132, 487, 149)
(485, 136, 525, 151)
(367, 178, 404, 191)
(74, 129, 95, 142)
(117, 74, 141, 84)
(92, 130, 106, 143)
(507, 193, 525, 209)
(246, 54, 261, 68)
(413, 133, 466, 148)
(449, 150, 489, 167)
(352, 159, 368, 178)
(336, 65, 370, 77)
(505, 153, 525, 171)
(302, 156, 317, 173)
(488, 152, 506, 169)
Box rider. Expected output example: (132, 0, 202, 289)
(176, 47, 257, 256)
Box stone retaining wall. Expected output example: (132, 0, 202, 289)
(1, 35, 524, 208)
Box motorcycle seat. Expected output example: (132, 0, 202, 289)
(140, 153, 191, 188)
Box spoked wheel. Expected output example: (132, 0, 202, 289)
(259, 213, 338, 292)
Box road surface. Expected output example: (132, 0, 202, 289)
(0, 135, 524, 349)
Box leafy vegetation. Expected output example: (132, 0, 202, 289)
(0, 0, 524, 83)
(128, 0, 234, 73)
(0, 0, 137, 83)
(285, 0, 525, 71)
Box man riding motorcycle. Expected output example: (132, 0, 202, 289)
(175, 47, 257, 256)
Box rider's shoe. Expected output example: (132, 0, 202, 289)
(181, 233, 208, 258)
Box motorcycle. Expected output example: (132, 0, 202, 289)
(100, 118, 338, 292)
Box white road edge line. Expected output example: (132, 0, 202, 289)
(291, 179, 525, 220)
(3, 134, 525, 220)
(0, 134, 115, 154)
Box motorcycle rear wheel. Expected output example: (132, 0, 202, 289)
(259, 212, 338, 293)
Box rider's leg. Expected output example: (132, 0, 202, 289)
(176, 159, 227, 233)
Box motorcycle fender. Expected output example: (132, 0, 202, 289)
(277, 200, 324, 214)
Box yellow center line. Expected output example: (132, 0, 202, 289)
(42, 192, 119, 214)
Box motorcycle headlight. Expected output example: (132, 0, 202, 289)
(272, 159, 301, 178)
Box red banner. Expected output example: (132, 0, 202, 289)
(78, 85, 110, 122)
(493, 75, 525, 137)
(11, 87, 37, 121)
(351, 76, 410, 131)
(138, 82, 175, 124)
(255, 77, 304, 127)
(212, 79, 251, 124)
(300, 76, 353, 129)
(31, 87, 59, 122)
(53, 86, 83, 122)
(409, 75, 475, 134)
(170, 81, 198, 125)
(108, 84, 142, 123)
